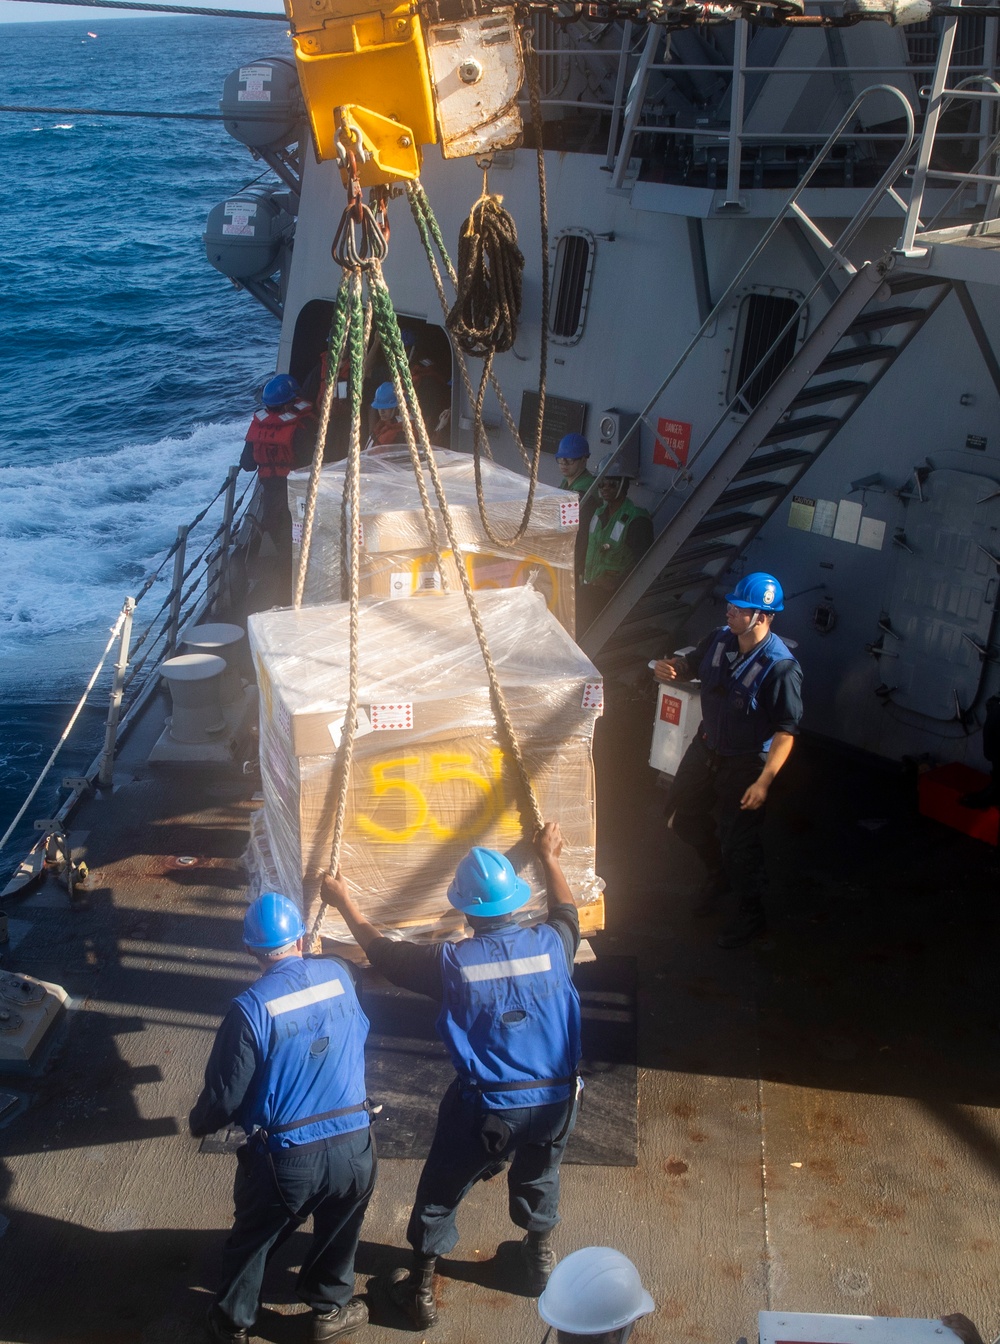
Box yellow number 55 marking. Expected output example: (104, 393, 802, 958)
(355, 750, 509, 844)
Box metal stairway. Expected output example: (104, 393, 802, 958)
(580, 3, 1000, 673)
(580, 262, 953, 670)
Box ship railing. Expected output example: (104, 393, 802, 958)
(0, 463, 255, 877)
(578, 80, 918, 522)
(519, 7, 999, 201)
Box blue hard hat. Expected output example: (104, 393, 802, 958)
(399, 326, 417, 349)
(447, 848, 531, 919)
(262, 373, 299, 408)
(243, 891, 306, 951)
(725, 571, 784, 612)
(372, 381, 398, 411)
(556, 433, 589, 460)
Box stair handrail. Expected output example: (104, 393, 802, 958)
(580, 82, 917, 518)
(915, 75, 1000, 232)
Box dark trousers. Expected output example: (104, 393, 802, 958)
(667, 734, 768, 916)
(407, 1079, 579, 1259)
(216, 1127, 376, 1330)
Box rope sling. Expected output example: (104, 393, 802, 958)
(292, 125, 552, 946)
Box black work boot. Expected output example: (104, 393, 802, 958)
(693, 868, 727, 917)
(389, 1255, 438, 1330)
(312, 1296, 369, 1342)
(205, 1304, 249, 1344)
(717, 911, 767, 949)
(520, 1229, 557, 1295)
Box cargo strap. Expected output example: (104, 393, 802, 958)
(296, 172, 546, 951)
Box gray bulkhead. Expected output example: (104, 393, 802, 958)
(275, 25, 1000, 774)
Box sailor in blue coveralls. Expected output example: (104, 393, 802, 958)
(190, 892, 375, 1344)
(653, 572, 803, 949)
(320, 821, 581, 1331)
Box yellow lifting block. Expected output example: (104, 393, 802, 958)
(284, 0, 438, 182)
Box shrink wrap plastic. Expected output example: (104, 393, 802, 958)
(286, 448, 579, 632)
(248, 587, 603, 944)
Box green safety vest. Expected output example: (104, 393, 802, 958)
(584, 497, 651, 585)
(560, 469, 596, 494)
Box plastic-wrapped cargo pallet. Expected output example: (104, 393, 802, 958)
(247, 587, 604, 949)
(286, 448, 580, 633)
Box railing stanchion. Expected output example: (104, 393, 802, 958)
(97, 597, 135, 789)
(723, 19, 748, 209)
(165, 524, 189, 657)
(211, 465, 240, 613)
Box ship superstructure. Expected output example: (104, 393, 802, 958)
(207, 0, 1000, 772)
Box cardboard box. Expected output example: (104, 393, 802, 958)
(286, 448, 579, 634)
(248, 587, 605, 941)
(917, 762, 998, 845)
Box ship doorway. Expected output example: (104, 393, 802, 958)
(289, 300, 454, 446)
(882, 468, 1000, 720)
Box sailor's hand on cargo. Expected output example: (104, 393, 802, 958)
(652, 657, 680, 683)
(940, 1316, 985, 1344)
(320, 870, 349, 909)
(535, 821, 564, 862)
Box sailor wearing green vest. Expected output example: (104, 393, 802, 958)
(579, 453, 653, 632)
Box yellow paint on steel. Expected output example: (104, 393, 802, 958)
(283, 0, 437, 180)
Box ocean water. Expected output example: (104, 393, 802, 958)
(0, 15, 286, 868)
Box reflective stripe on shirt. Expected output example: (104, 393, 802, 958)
(264, 979, 345, 1017)
(460, 954, 552, 983)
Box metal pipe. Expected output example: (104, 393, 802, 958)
(899, 10, 960, 254)
(723, 19, 749, 207)
(165, 524, 189, 658)
(604, 20, 635, 171)
(97, 597, 135, 789)
(611, 24, 661, 190)
(211, 465, 240, 614)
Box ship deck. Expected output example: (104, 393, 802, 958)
(1, 680, 999, 1344)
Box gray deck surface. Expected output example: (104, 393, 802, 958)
(1, 683, 999, 1344)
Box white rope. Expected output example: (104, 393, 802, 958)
(0, 604, 129, 855)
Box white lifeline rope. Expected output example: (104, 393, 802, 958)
(0, 604, 129, 854)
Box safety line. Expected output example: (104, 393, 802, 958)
(0, 103, 227, 120)
(2, 0, 286, 18)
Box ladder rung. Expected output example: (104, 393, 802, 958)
(788, 380, 866, 409)
(885, 273, 951, 295)
(690, 510, 760, 539)
(646, 570, 716, 597)
(761, 415, 841, 444)
(711, 480, 785, 510)
(816, 344, 898, 373)
(845, 306, 924, 334)
(666, 540, 739, 568)
(734, 448, 812, 479)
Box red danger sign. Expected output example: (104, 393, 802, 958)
(654, 418, 691, 468)
(660, 694, 683, 725)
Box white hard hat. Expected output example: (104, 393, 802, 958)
(538, 1247, 655, 1334)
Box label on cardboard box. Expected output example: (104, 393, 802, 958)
(328, 707, 373, 749)
(559, 499, 580, 529)
(370, 702, 413, 731)
(582, 681, 603, 712)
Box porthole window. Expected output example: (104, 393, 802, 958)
(550, 228, 595, 345)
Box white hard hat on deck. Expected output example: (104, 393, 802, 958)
(537, 1247, 655, 1336)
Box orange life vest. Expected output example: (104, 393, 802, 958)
(245, 400, 313, 478)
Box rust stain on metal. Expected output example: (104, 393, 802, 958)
(664, 1157, 689, 1176)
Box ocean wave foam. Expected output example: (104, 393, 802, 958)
(0, 418, 247, 665)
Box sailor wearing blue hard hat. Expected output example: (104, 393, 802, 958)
(321, 821, 582, 1330)
(653, 570, 803, 948)
(240, 373, 316, 600)
(556, 433, 595, 494)
(190, 891, 374, 1344)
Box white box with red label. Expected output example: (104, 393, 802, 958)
(649, 681, 700, 776)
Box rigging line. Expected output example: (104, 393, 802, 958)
(2, 0, 286, 18)
(0, 103, 226, 121)
(0, 606, 128, 856)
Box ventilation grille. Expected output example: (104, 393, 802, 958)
(550, 229, 594, 345)
(732, 292, 800, 411)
